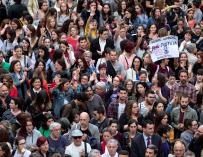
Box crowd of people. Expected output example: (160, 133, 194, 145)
(0, 0, 203, 156)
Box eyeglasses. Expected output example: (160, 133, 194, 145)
(73, 136, 82, 139)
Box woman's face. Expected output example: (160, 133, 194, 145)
(143, 54, 151, 64)
(16, 48, 23, 57)
(33, 79, 42, 90)
(113, 76, 120, 87)
(126, 81, 133, 91)
(60, 2, 67, 12)
(161, 115, 168, 125)
(60, 34, 67, 41)
(187, 10, 194, 18)
(21, 40, 29, 49)
(121, 1, 127, 10)
(194, 25, 201, 34)
(72, 70, 79, 81)
(125, 11, 131, 19)
(63, 81, 70, 91)
(44, 39, 51, 48)
(197, 55, 202, 63)
(40, 141, 49, 153)
(132, 103, 139, 114)
(137, 26, 144, 35)
(14, 62, 21, 72)
(78, 59, 84, 68)
(103, 131, 111, 142)
(180, 53, 188, 62)
(38, 49, 45, 58)
(137, 84, 145, 94)
(150, 24, 157, 33)
(78, 18, 84, 26)
(135, 5, 141, 14)
(60, 43, 67, 52)
(110, 123, 118, 133)
(129, 122, 137, 133)
(9, 99, 16, 110)
(156, 103, 164, 113)
(37, 62, 45, 71)
(70, 27, 78, 36)
(103, 4, 110, 13)
(55, 61, 62, 71)
(155, 9, 161, 17)
(41, 2, 48, 11)
(51, 31, 58, 40)
(46, 118, 54, 127)
(11, 21, 18, 30)
(133, 58, 141, 70)
(184, 33, 191, 41)
(50, 19, 56, 28)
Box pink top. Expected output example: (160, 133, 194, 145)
(118, 53, 136, 70)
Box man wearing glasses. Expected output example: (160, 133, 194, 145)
(65, 129, 92, 157)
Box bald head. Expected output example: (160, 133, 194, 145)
(80, 112, 90, 128)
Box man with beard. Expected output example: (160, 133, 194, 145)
(108, 87, 128, 120)
(170, 69, 197, 105)
(0, 84, 11, 118)
(171, 94, 198, 137)
(189, 125, 203, 157)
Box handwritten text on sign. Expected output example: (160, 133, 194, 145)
(149, 35, 179, 62)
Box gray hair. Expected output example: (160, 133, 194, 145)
(184, 151, 195, 157)
(107, 139, 118, 146)
(50, 122, 61, 131)
(88, 149, 101, 157)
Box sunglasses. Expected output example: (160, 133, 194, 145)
(73, 136, 82, 139)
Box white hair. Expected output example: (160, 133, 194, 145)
(107, 139, 118, 146)
(88, 149, 101, 157)
(50, 122, 61, 131)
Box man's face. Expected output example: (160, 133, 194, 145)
(173, 143, 185, 157)
(180, 97, 189, 109)
(146, 94, 156, 105)
(100, 31, 109, 40)
(118, 90, 127, 101)
(179, 72, 188, 84)
(99, 68, 106, 76)
(0, 85, 9, 98)
(110, 51, 117, 62)
(73, 136, 82, 146)
(80, 115, 89, 128)
(145, 148, 156, 157)
(79, 39, 88, 49)
(143, 124, 154, 136)
(107, 143, 118, 157)
(85, 87, 94, 99)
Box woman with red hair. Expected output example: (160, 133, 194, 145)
(118, 40, 136, 70)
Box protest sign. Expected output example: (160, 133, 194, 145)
(149, 35, 179, 62)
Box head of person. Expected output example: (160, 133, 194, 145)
(153, 102, 164, 113)
(184, 30, 192, 42)
(118, 87, 128, 102)
(0, 142, 11, 157)
(102, 128, 112, 143)
(180, 94, 190, 110)
(10, 60, 22, 73)
(58, 117, 70, 135)
(0, 84, 9, 98)
(79, 112, 90, 128)
(30, 76, 43, 90)
(109, 49, 117, 63)
(15, 136, 26, 151)
(41, 113, 54, 130)
(79, 36, 88, 49)
(98, 63, 107, 76)
(88, 149, 101, 157)
(113, 75, 122, 87)
(184, 151, 195, 157)
(145, 144, 158, 157)
(99, 27, 109, 40)
(154, 111, 168, 131)
(93, 106, 106, 121)
(95, 81, 106, 96)
(179, 70, 188, 84)
(109, 119, 119, 134)
(9, 97, 24, 111)
(124, 40, 135, 54)
(25, 117, 34, 134)
(84, 85, 94, 99)
(195, 125, 203, 141)
(106, 139, 118, 157)
(142, 120, 155, 137)
(119, 150, 129, 157)
(125, 100, 139, 117)
(184, 119, 198, 133)
(139, 71, 148, 82)
(173, 140, 186, 157)
(36, 136, 49, 153)
(128, 119, 138, 134)
(50, 122, 61, 139)
(145, 90, 156, 106)
(71, 129, 83, 146)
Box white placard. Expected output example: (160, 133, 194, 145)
(149, 35, 179, 62)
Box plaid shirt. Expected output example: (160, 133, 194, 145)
(170, 82, 197, 104)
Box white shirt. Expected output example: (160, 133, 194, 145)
(118, 103, 126, 119)
(99, 38, 106, 53)
(65, 142, 91, 157)
(101, 152, 118, 157)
